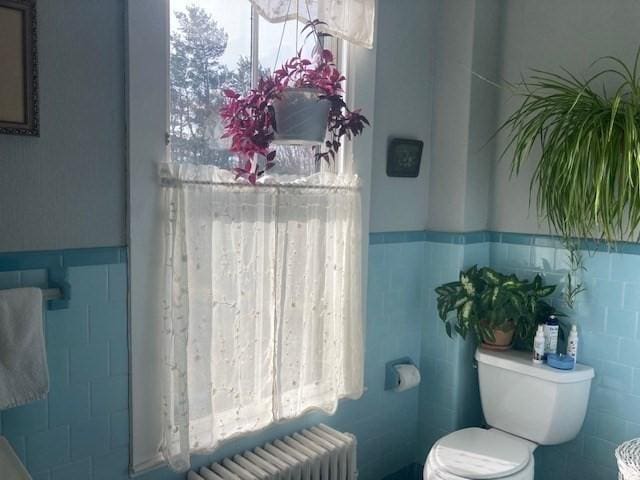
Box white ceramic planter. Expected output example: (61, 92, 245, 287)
(272, 88, 330, 145)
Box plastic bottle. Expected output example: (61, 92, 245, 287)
(543, 315, 559, 358)
(533, 324, 545, 364)
(567, 324, 579, 364)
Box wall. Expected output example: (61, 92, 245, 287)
(490, 0, 640, 235)
(464, 0, 501, 233)
(368, 0, 435, 233)
(490, 233, 640, 480)
(423, 0, 640, 236)
(6, 234, 632, 480)
(5, 1, 639, 480)
(0, 241, 425, 480)
(418, 3, 640, 476)
(424, 0, 498, 233)
(0, 249, 129, 480)
(478, 3, 640, 475)
(0, 0, 126, 252)
(416, 234, 485, 460)
(1, 0, 432, 479)
(416, 231, 640, 480)
(426, 0, 476, 232)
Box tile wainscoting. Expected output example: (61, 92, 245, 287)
(0, 248, 129, 480)
(0, 243, 423, 480)
(1, 231, 637, 479)
(375, 230, 638, 480)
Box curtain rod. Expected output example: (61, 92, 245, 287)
(160, 178, 360, 192)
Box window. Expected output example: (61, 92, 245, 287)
(128, 0, 375, 474)
(168, 0, 338, 175)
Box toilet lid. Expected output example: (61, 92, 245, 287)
(433, 428, 530, 479)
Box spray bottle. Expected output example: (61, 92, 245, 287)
(567, 324, 579, 365)
(533, 324, 545, 364)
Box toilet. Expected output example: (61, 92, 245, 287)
(424, 347, 595, 480)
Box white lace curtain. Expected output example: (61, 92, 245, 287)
(159, 164, 364, 471)
(249, 0, 376, 49)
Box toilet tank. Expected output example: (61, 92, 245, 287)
(475, 348, 594, 445)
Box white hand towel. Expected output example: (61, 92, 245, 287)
(0, 288, 49, 410)
(0, 436, 32, 479)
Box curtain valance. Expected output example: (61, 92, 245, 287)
(249, 0, 376, 49)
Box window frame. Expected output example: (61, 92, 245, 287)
(166, 4, 346, 413)
(127, 0, 375, 474)
(168, 3, 344, 173)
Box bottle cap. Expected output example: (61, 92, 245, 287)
(536, 324, 544, 333)
(570, 324, 577, 333)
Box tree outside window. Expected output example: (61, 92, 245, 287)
(169, 2, 319, 175)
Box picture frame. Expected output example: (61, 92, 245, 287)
(386, 138, 423, 178)
(0, 0, 38, 136)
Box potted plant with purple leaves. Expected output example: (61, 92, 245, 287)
(220, 20, 369, 184)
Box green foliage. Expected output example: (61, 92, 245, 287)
(501, 51, 640, 245)
(435, 266, 557, 345)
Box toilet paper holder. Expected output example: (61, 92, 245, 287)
(384, 357, 418, 390)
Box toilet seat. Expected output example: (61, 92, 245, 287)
(425, 428, 533, 480)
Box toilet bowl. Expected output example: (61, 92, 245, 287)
(424, 428, 535, 480)
(423, 348, 594, 480)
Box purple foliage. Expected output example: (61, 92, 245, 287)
(219, 20, 369, 184)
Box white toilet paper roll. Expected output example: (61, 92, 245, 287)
(393, 364, 421, 392)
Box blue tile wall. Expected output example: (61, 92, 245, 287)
(418, 241, 463, 454)
(490, 236, 635, 480)
(417, 241, 486, 463)
(0, 243, 425, 480)
(389, 230, 638, 479)
(0, 252, 129, 480)
(2, 231, 636, 480)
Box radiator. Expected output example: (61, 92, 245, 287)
(187, 424, 357, 480)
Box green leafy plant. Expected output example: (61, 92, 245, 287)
(435, 266, 557, 346)
(501, 50, 640, 244)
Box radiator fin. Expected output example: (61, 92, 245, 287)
(187, 424, 357, 480)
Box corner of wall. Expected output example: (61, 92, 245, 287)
(417, 238, 486, 462)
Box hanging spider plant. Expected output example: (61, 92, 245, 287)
(501, 50, 640, 245)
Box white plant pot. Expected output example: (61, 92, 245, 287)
(272, 88, 330, 145)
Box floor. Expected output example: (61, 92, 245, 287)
(382, 463, 424, 480)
